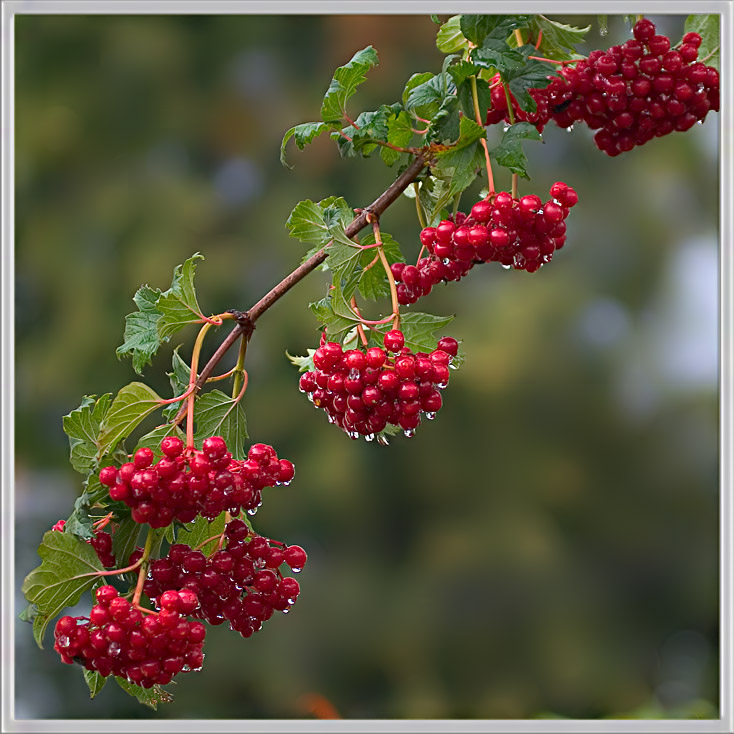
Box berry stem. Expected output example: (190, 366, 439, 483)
(470, 74, 495, 195)
(514, 29, 524, 47)
(132, 527, 155, 607)
(185, 321, 215, 446)
(369, 214, 400, 331)
(231, 334, 249, 400)
(699, 46, 719, 64)
(512, 174, 519, 200)
(349, 297, 370, 347)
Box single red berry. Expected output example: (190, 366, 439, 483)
(202, 436, 227, 459)
(133, 447, 154, 470)
(383, 330, 405, 353)
(284, 545, 307, 571)
(436, 337, 458, 357)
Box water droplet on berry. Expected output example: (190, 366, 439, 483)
(247, 508, 258, 516)
(291, 566, 303, 573)
(282, 607, 290, 614)
(348, 368, 359, 379)
(403, 428, 415, 438)
(501, 264, 512, 270)
(425, 412, 437, 420)
(283, 479, 292, 486)
(566, 125, 574, 133)
(108, 642, 122, 656)
(364, 433, 375, 442)
(376, 434, 390, 446)
(437, 380, 448, 389)
(287, 597, 297, 605)
(57, 635, 71, 648)
(182, 664, 191, 672)
(503, 123, 510, 132)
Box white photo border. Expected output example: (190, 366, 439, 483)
(2, 1, 731, 732)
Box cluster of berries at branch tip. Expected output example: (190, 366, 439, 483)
(52, 519, 117, 568)
(98, 436, 295, 528)
(144, 518, 305, 639)
(393, 183, 578, 303)
(53, 585, 206, 689)
(486, 19, 719, 156)
(299, 329, 457, 440)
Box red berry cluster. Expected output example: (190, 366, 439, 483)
(99, 436, 295, 527)
(394, 183, 577, 303)
(298, 330, 456, 439)
(486, 20, 719, 156)
(52, 520, 117, 568)
(143, 518, 305, 639)
(53, 585, 206, 688)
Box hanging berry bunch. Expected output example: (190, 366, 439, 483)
(21, 12, 718, 709)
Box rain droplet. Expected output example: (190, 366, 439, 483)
(503, 123, 510, 132)
(600, 26, 608, 36)
(108, 642, 122, 657)
(349, 368, 359, 379)
(403, 428, 415, 438)
(281, 608, 290, 614)
(291, 566, 303, 573)
(566, 125, 575, 133)
(283, 479, 292, 486)
(501, 263, 512, 270)
(247, 508, 258, 516)
(57, 635, 71, 649)
(287, 598, 297, 605)
(182, 664, 191, 672)
(377, 434, 390, 446)
(425, 412, 436, 420)
(437, 381, 448, 389)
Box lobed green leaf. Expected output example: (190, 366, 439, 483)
(83, 669, 108, 699)
(684, 15, 719, 70)
(321, 46, 379, 123)
(286, 349, 316, 373)
(192, 390, 248, 460)
(114, 677, 173, 709)
(175, 511, 228, 557)
(97, 382, 163, 455)
(489, 121, 542, 179)
(156, 253, 206, 341)
(62, 394, 113, 475)
(373, 312, 456, 353)
(526, 16, 590, 61)
(280, 121, 333, 168)
(116, 285, 163, 375)
(436, 15, 469, 53)
(22, 530, 104, 648)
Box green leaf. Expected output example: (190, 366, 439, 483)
(489, 121, 542, 179)
(156, 253, 206, 341)
(456, 76, 491, 123)
(334, 104, 402, 159)
(445, 115, 485, 151)
(310, 295, 357, 339)
(83, 669, 108, 699)
(380, 110, 414, 167)
(321, 46, 379, 123)
(526, 16, 590, 61)
(97, 382, 163, 455)
(374, 312, 456, 353)
(448, 59, 480, 88)
(402, 72, 434, 110)
(460, 15, 498, 45)
(469, 16, 530, 73)
(287, 197, 355, 252)
(684, 15, 719, 70)
(19, 602, 38, 624)
(413, 175, 454, 225)
(176, 511, 228, 557)
(405, 73, 454, 119)
(436, 15, 470, 53)
(114, 677, 173, 709)
(501, 46, 555, 112)
(192, 390, 248, 460)
(116, 285, 163, 375)
(22, 530, 104, 648)
(286, 349, 316, 373)
(63, 394, 113, 475)
(280, 121, 333, 167)
(110, 515, 142, 567)
(428, 95, 460, 145)
(65, 493, 97, 541)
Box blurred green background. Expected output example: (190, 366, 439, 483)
(14, 13, 719, 721)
